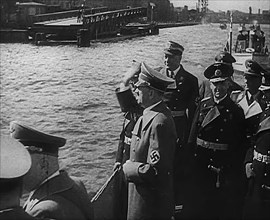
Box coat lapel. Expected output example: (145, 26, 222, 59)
(142, 102, 167, 131)
(238, 94, 262, 119)
(24, 171, 74, 212)
(201, 105, 220, 128)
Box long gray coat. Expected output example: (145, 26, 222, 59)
(123, 101, 177, 220)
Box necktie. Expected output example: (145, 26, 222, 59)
(247, 94, 254, 106)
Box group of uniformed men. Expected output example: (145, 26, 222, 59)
(114, 41, 270, 220)
(0, 40, 269, 220)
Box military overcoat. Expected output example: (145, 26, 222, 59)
(190, 95, 248, 219)
(243, 116, 270, 220)
(24, 170, 93, 220)
(123, 101, 177, 220)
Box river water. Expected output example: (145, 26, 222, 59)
(0, 23, 269, 197)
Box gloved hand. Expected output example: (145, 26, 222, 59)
(113, 162, 121, 171)
(245, 162, 255, 178)
(122, 61, 141, 87)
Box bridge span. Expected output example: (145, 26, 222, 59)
(30, 7, 148, 42)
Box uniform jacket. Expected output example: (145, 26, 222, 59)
(243, 117, 270, 219)
(123, 101, 177, 220)
(115, 88, 142, 164)
(158, 65, 199, 143)
(24, 170, 93, 220)
(231, 89, 266, 146)
(194, 95, 247, 168)
(0, 207, 38, 220)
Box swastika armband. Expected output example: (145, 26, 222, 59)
(150, 150, 160, 165)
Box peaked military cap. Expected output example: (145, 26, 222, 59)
(215, 51, 236, 64)
(164, 41, 184, 56)
(204, 62, 232, 82)
(10, 121, 66, 156)
(0, 135, 31, 179)
(135, 62, 174, 92)
(244, 59, 264, 77)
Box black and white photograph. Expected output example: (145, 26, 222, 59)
(1, 0, 269, 219)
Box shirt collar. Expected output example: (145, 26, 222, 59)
(214, 94, 227, 104)
(173, 65, 181, 75)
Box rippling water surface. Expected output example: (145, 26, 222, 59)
(1, 23, 269, 196)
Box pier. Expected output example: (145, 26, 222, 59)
(28, 7, 148, 45)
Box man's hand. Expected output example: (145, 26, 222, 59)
(245, 162, 255, 178)
(113, 162, 121, 171)
(122, 61, 141, 87)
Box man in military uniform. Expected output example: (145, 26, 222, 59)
(0, 135, 37, 220)
(231, 60, 266, 148)
(122, 62, 177, 220)
(157, 41, 199, 216)
(190, 62, 248, 220)
(259, 67, 270, 120)
(113, 61, 143, 220)
(243, 116, 270, 220)
(10, 121, 93, 220)
(199, 50, 244, 99)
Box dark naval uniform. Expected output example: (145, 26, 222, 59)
(162, 65, 199, 145)
(243, 117, 270, 220)
(123, 62, 177, 220)
(158, 42, 199, 217)
(190, 63, 248, 220)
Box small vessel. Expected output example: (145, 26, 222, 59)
(219, 19, 228, 30)
(120, 22, 159, 36)
(219, 23, 227, 30)
(225, 15, 269, 74)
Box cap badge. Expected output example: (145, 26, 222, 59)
(214, 69, 222, 77)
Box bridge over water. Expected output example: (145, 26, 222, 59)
(30, 7, 147, 41)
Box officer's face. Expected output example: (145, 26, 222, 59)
(210, 80, 229, 100)
(244, 75, 262, 92)
(135, 85, 152, 108)
(164, 54, 181, 71)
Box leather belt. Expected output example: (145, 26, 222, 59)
(197, 138, 228, 151)
(124, 136, 131, 145)
(171, 110, 185, 117)
(253, 150, 270, 164)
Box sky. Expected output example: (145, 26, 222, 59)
(170, 0, 270, 13)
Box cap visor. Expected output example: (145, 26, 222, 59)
(260, 85, 270, 91)
(210, 77, 227, 83)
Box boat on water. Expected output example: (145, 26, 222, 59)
(219, 23, 227, 30)
(225, 19, 269, 73)
(219, 19, 228, 30)
(120, 22, 159, 36)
